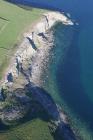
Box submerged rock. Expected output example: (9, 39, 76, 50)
(25, 83, 76, 140)
(55, 123, 76, 140)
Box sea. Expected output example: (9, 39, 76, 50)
(7, 0, 93, 139)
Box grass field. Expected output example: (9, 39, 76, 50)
(0, 0, 45, 79)
(0, 1, 54, 140)
(0, 119, 54, 140)
(0, 2, 55, 140)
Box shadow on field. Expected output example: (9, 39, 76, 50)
(25, 83, 76, 140)
(17, 5, 33, 11)
(0, 17, 9, 21)
(0, 47, 10, 50)
(4, 0, 33, 11)
(0, 88, 50, 131)
(0, 84, 57, 136)
(0, 84, 64, 140)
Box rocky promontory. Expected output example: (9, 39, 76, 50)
(0, 12, 76, 139)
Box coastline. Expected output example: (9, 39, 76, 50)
(0, 16, 43, 85)
(0, 11, 73, 86)
(0, 11, 76, 139)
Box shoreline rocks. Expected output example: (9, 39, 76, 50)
(0, 12, 76, 139)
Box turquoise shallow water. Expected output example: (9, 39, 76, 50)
(43, 23, 93, 139)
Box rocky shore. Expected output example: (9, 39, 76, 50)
(0, 12, 76, 139)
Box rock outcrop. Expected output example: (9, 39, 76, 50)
(25, 83, 76, 140)
(0, 12, 76, 139)
(1, 11, 73, 86)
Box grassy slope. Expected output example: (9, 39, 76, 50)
(0, 1, 54, 140)
(0, 0, 45, 79)
(0, 119, 54, 140)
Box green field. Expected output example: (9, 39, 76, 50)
(0, 2, 54, 140)
(0, 0, 45, 79)
(0, 119, 54, 140)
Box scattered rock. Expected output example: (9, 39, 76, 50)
(0, 12, 76, 139)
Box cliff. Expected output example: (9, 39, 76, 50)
(0, 12, 76, 139)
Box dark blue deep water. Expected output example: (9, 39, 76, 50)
(9, 0, 93, 139)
